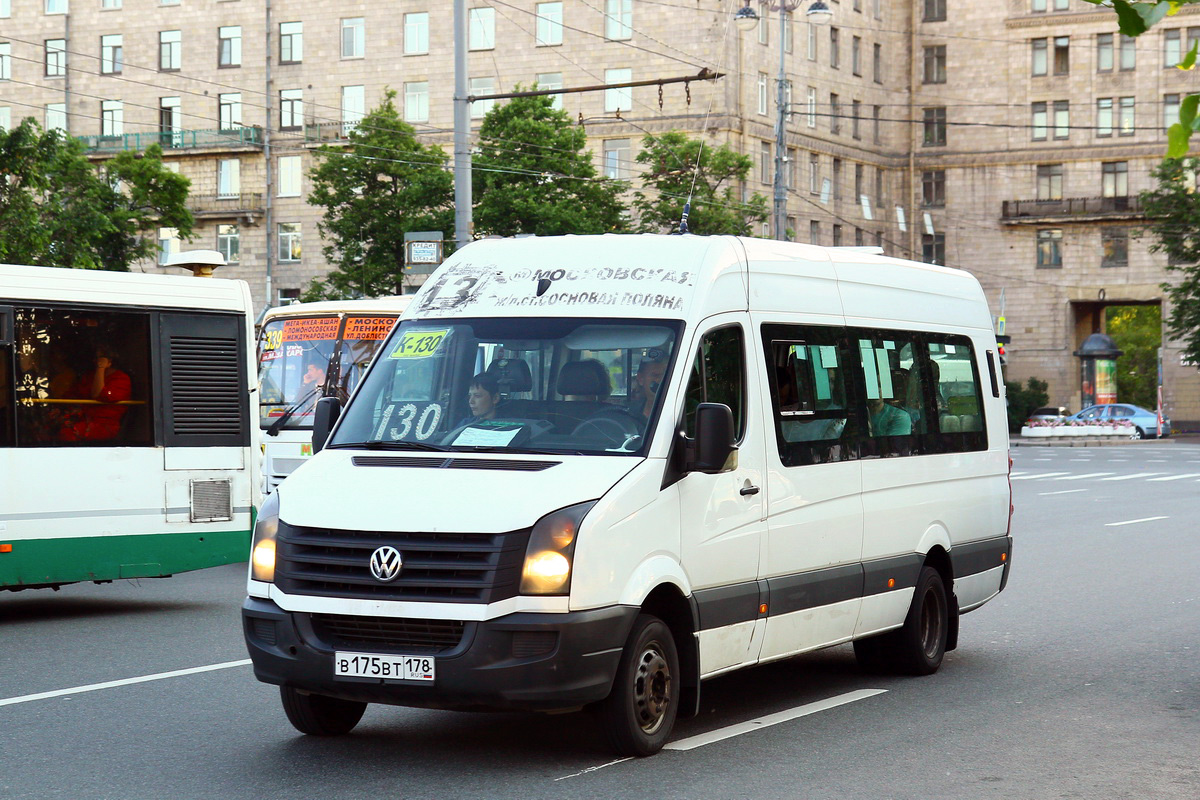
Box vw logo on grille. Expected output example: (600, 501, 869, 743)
(369, 546, 403, 583)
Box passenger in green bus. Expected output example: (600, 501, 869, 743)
(59, 346, 131, 442)
(457, 373, 500, 427)
(868, 392, 912, 437)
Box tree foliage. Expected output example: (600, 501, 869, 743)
(305, 92, 453, 300)
(1139, 157, 1200, 365)
(1106, 305, 1162, 409)
(0, 118, 192, 270)
(1005, 377, 1050, 432)
(473, 90, 628, 237)
(632, 131, 768, 236)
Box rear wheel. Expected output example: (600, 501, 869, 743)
(854, 565, 948, 676)
(1130, 426, 1145, 440)
(597, 613, 679, 757)
(280, 686, 367, 736)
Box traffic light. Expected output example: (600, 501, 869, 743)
(996, 334, 1010, 367)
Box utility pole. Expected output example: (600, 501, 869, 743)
(453, 0, 472, 250)
(772, 4, 796, 241)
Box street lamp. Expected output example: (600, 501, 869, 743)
(736, 1, 832, 240)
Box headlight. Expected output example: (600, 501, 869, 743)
(520, 501, 596, 596)
(250, 490, 280, 583)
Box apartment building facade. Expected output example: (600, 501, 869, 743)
(0, 0, 1197, 423)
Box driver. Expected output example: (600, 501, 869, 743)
(630, 357, 667, 424)
(457, 373, 500, 427)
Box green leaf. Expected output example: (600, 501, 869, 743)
(1167, 122, 1192, 158)
(1181, 93, 1200, 128)
(1179, 41, 1198, 70)
(1135, 0, 1173, 27)
(1111, 0, 1150, 36)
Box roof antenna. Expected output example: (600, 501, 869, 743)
(676, 201, 691, 235)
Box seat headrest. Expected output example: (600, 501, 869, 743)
(486, 358, 532, 393)
(557, 359, 611, 397)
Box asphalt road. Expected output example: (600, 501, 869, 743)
(2, 442, 1198, 800)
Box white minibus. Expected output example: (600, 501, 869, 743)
(1, 264, 257, 591)
(257, 298, 409, 493)
(243, 235, 1013, 756)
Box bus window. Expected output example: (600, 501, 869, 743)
(258, 315, 339, 429)
(333, 315, 398, 403)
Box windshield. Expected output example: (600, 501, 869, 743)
(258, 314, 397, 429)
(328, 317, 682, 456)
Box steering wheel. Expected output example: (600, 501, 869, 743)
(572, 409, 642, 446)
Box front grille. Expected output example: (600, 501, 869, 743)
(274, 522, 531, 604)
(310, 614, 465, 653)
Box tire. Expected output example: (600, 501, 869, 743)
(597, 613, 679, 757)
(280, 686, 367, 736)
(1130, 427, 1145, 440)
(854, 565, 948, 676)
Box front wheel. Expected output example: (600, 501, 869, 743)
(854, 565, 948, 676)
(280, 686, 367, 736)
(597, 613, 679, 757)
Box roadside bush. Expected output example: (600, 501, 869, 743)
(1005, 377, 1049, 433)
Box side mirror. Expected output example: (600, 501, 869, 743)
(312, 396, 342, 454)
(689, 402, 737, 474)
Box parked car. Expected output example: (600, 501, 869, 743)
(1068, 403, 1171, 439)
(1026, 406, 1072, 426)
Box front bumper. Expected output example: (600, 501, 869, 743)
(242, 597, 638, 712)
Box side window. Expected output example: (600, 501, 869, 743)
(854, 333, 920, 457)
(683, 325, 746, 440)
(13, 306, 154, 447)
(927, 335, 986, 451)
(763, 323, 856, 466)
(0, 306, 13, 447)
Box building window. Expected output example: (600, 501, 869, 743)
(830, 27, 839, 68)
(158, 227, 180, 266)
(278, 156, 301, 197)
(788, 147, 799, 190)
(0, 106, 10, 131)
(924, 45, 946, 84)
(217, 224, 240, 265)
(1165, 29, 1181, 67)
(342, 85, 365, 133)
(470, 7, 496, 50)
(1165, 93, 1181, 132)
(159, 96, 181, 138)
(605, 0, 632, 41)
(873, 43, 882, 83)
(922, 170, 945, 207)
(277, 288, 301, 306)
(404, 81, 429, 122)
(1053, 36, 1069, 75)
(1097, 98, 1113, 137)
(219, 93, 242, 129)
(536, 3, 563, 46)
(159, 30, 181, 72)
(873, 105, 882, 144)
(924, 0, 946, 22)
(1102, 161, 1128, 198)
(280, 89, 303, 130)
(45, 39, 67, 77)
(219, 26, 241, 68)
(1120, 34, 1136, 70)
(832, 158, 842, 200)
(1037, 229, 1062, 268)
(757, 73, 768, 115)
(1032, 38, 1047, 76)
(217, 158, 240, 198)
(278, 223, 302, 262)
(101, 100, 122, 136)
(101, 34, 123, 75)
(783, 12, 793, 53)
(342, 18, 365, 59)
(830, 93, 840, 134)
(536, 72, 563, 109)
(852, 100, 862, 140)
(1053, 100, 1069, 139)
(1032, 101, 1047, 140)
(46, 102, 67, 131)
(806, 87, 817, 127)
(46, 0, 66, 15)
(854, 163, 864, 202)
(603, 138, 631, 180)
(1102, 228, 1129, 268)
(2, 0, 11, 14)
(809, 153, 820, 194)
(1097, 33, 1113, 72)
(605, 68, 633, 112)
(852, 36, 862, 76)
(922, 233, 945, 265)
(761, 141, 772, 184)
(923, 106, 946, 146)
(405, 13, 429, 55)
(832, 224, 843, 246)
(1036, 164, 1063, 201)
(807, 21, 817, 60)
(810, 220, 820, 244)
(1119, 96, 1135, 135)
(758, 1, 769, 45)
(280, 21, 303, 64)
(875, 167, 884, 206)
(469, 77, 494, 119)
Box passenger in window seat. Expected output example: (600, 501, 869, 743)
(868, 395, 912, 437)
(59, 347, 131, 442)
(456, 373, 500, 427)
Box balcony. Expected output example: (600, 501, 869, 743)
(188, 193, 264, 222)
(78, 127, 263, 154)
(1001, 196, 1144, 225)
(302, 121, 359, 143)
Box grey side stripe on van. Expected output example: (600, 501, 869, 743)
(692, 537, 1010, 631)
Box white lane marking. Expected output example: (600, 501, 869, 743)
(0, 659, 252, 708)
(554, 758, 633, 782)
(663, 689, 887, 752)
(1147, 473, 1200, 482)
(1147, 460, 1168, 463)
(1099, 473, 1165, 481)
(1011, 472, 1070, 480)
(1039, 489, 1088, 496)
(1010, 471, 1028, 477)
(1106, 459, 1129, 462)
(1105, 516, 1169, 527)
(1069, 458, 1093, 462)
(1053, 473, 1114, 481)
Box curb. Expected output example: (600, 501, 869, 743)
(1010, 436, 1173, 448)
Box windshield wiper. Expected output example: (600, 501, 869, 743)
(358, 439, 450, 451)
(265, 388, 319, 436)
(455, 445, 587, 456)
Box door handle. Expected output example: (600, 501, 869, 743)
(740, 485, 760, 496)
